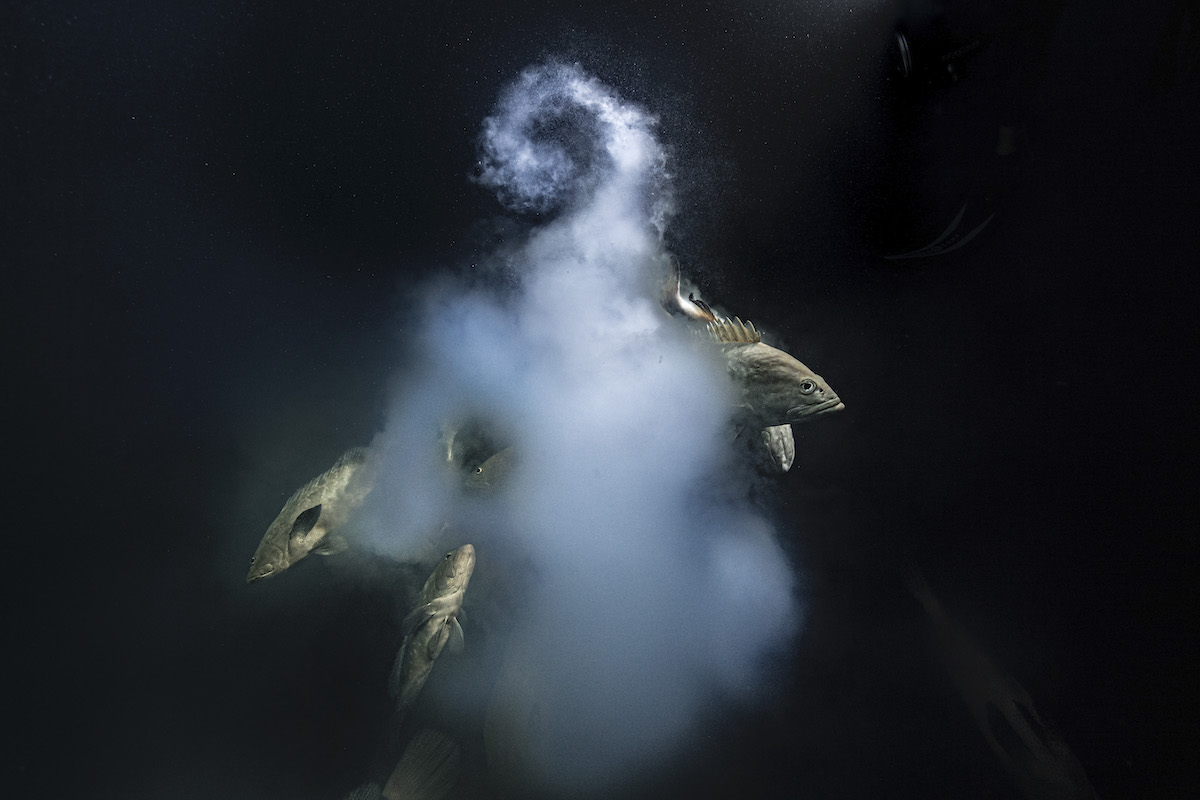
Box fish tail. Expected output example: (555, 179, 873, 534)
(381, 728, 461, 800)
(342, 782, 383, 800)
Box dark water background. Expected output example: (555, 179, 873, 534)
(8, 1, 1198, 797)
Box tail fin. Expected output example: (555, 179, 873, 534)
(381, 728, 461, 800)
(342, 783, 382, 800)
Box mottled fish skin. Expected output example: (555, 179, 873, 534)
(464, 446, 515, 492)
(907, 572, 1100, 800)
(246, 448, 373, 583)
(708, 317, 844, 428)
(389, 544, 476, 713)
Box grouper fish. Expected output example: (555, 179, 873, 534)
(708, 316, 844, 428)
(246, 447, 374, 583)
(388, 544, 476, 713)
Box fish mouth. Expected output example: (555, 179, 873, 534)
(787, 397, 845, 421)
(454, 548, 477, 577)
(247, 564, 276, 583)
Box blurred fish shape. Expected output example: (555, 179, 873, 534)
(246, 447, 374, 583)
(389, 544, 477, 713)
(438, 415, 505, 473)
(464, 446, 515, 492)
(907, 571, 1100, 800)
(382, 728, 461, 800)
(708, 316, 844, 428)
(340, 728, 461, 800)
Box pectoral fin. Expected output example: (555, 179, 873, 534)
(401, 603, 436, 637)
(427, 623, 452, 660)
(313, 534, 349, 556)
(387, 638, 409, 700)
(446, 617, 465, 654)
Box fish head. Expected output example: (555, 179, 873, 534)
(780, 363, 844, 423)
(729, 341, 844, 425)
(464, 447, 514, 491)
(713, 320, 843, 425)
(431, 543, 476, 595)
(246, 530, 287, 583)
(245, 503, 325, 583)
(464, 462, 491, 490)
(440, 416, 503, 472)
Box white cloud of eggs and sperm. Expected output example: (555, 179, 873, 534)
(244, 62, 843, 800)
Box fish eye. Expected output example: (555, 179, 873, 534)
(799, 379, 817, 394)
(444, 551, 453, 559)
(474, 466, 483, 474)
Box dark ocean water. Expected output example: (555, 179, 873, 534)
(9, 1, 1197, 798)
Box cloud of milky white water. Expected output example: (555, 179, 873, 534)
(350, 62, 802, 796)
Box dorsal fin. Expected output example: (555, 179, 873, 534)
(334, 447, 370, 468)
(283, 447, 370, 506)
(707, 316, 762, 344)
(690, 294, 714, 316)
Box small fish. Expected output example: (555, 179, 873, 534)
(660, 256, 717, 322)
(246, 448, 374, 583)
(708, 316, 844, 427)
(463, 446, 515, 491)
(388, 544, 476, 713)
(907, 571, 1100, 800)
